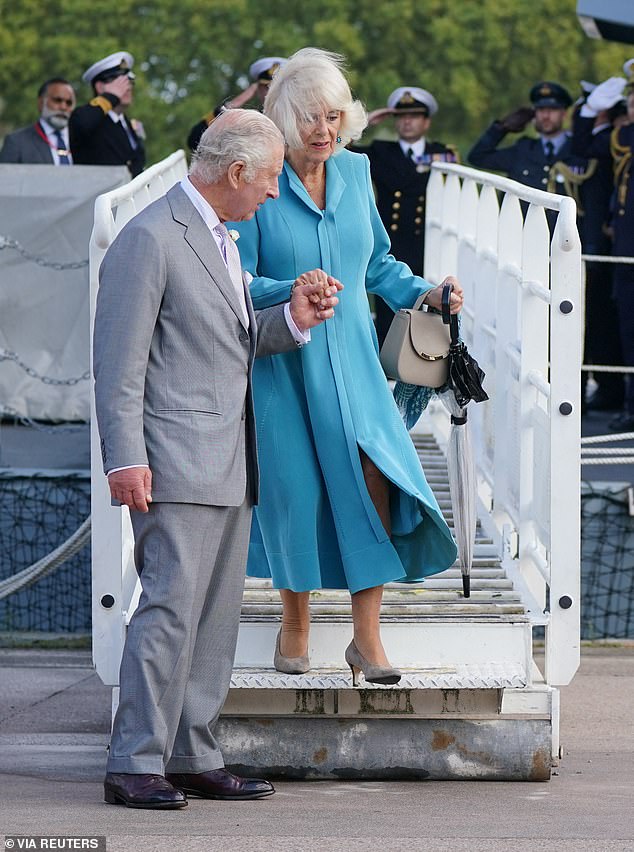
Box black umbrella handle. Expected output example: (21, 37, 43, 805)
(441, 282, 460, 344)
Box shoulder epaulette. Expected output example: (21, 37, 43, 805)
(89, 96, 114, 114)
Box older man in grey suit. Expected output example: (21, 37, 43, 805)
(0, 78, 75, 164)
(93, 109, 341, 809)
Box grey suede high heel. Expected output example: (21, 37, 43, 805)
(273, 629, 310, 674)
(345, 640, 402, 687)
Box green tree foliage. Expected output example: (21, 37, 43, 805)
(0, 0, 632, 163)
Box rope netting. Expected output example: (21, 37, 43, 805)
(581, 483, 634, 640)
(0, 472, 91, 632)
(0, 471, 633, 638)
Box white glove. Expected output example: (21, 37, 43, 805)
(585, 77, 626, 114)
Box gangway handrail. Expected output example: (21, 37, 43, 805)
(425, 160, 581, 687)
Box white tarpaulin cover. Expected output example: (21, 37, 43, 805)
(0, 164, 129, 421)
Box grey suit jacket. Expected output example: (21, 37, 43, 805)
(93, 183, 297, 506)
(0, 124, 55, 164)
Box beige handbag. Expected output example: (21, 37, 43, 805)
(379, 292, 451, 387)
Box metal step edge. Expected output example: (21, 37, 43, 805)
(239, 613, 532, 623)
(229, 661, 528, 690)
(243, 582, 516, 596)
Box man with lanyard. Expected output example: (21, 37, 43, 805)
(0, 78, 75, 165)
(351, 86, 458, 346)
(70, 51, 145, 177)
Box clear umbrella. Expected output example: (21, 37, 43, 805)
(436, 386, 477, 597)
(392, 294, 488, 597)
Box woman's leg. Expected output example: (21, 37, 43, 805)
(351, 585, 391, 667)
(351, 449, 392, 665)
(279, 589, 311, 657)
(359, 448, 391, 537)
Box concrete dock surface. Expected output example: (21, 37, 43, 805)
(0, 644, 633, 851)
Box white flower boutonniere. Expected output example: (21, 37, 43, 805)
(227, 229, 240, 242)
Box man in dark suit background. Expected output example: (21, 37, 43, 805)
(352, 86, 458, 346)
(0, 78, 75, 165)
(94, 109, 340, 810)
(70, 50, 145, 176)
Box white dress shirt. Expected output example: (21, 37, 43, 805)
(399, 137, 426, 160)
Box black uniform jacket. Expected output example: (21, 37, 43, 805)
(69, 96, 145, 177)
(468, 121, 584, 193)
(572, 114, 634, 258)
(352, 139, 457, 275)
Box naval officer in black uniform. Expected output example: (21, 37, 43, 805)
(572, 71, 634, 430)
(70, 51, 145, 177)
(351, 86, 458, 346)
(468, 82, 581, 192)
(187, 57, 286, 153)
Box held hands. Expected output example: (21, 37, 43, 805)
(107, 466, 152, 513)
(289, 268, 343, 331)
(423, 276, 464, 314)
(499, 106, 535, 133)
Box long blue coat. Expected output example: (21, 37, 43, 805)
(233, 149, 457, 593)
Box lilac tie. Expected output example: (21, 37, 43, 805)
(214, 223, 249, 327)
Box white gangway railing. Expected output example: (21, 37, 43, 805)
(90, 152, 188, 685)
(90, 152, 581, 693)
(424, 162, 581, 687)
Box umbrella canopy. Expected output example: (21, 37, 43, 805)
(442, 287, 488, 409)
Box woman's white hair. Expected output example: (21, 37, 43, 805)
(190, 109, 284, 184)
(263, 47, 367, 153)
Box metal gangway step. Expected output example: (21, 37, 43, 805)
(238, 430, 528, 625)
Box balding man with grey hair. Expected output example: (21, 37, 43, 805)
(94, 109, 341, 809)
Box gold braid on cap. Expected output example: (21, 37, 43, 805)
(546, 160, 598, 215)
(611, 125, 632, 210)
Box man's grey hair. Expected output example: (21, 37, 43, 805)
(190, 109, 284, 184)
(263, 47, 367, 153)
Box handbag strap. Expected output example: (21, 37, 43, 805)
(441, 282, 459, 344)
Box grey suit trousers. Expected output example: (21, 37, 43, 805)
(106, 500, 251, 774)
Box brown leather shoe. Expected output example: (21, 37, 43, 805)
(166, 769, 274, 800)
(104, 773, 188, 809)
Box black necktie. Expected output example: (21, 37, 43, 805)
(120, 119, 138, 150)
(544, 141, 555, 161)
(407, 147, 415, 161)
(54, 130, 70, 165)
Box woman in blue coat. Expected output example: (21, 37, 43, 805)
(234, 48, 462, 685)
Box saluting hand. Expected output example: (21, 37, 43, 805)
(101, 75, 133, 102)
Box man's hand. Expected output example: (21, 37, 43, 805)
(499, 107, 535, 133)
(289, 269, 343, 330)
(101, 75, 133, 102)
(227, 82, 259, 109)
(366, 107, 394, 126)
(107, 466, 153, 512)
(423, 275, 464, 314)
